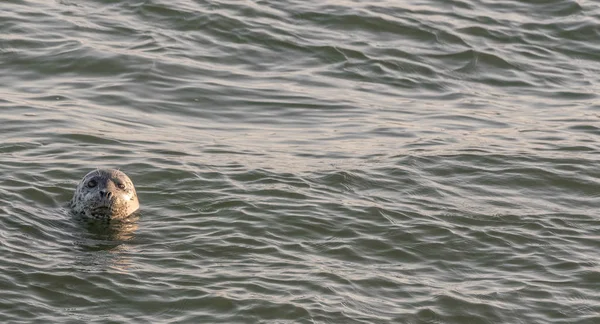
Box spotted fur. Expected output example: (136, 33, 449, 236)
(70, 169, 139, 221)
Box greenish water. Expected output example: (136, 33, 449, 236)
(1, 0, 599, 323)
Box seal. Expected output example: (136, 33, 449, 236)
(70, 169, 139, 221)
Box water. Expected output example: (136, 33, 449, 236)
(1, 0, 599, 323)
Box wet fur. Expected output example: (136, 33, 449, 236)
(71, 169, 139, 221)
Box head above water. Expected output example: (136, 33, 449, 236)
(71, 169, 139, 220)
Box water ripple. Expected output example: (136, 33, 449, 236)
(1, 0, 600, 323)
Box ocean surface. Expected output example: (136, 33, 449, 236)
(1, 0, 599, 323)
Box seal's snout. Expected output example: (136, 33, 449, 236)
(100, 190, 113, 200)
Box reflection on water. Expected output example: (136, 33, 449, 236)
(71, 213, 140, 273)
(74, 213, 140, 243)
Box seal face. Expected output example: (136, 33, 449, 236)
(70, 169, 139, 221)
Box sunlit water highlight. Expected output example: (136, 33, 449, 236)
(1, 0, 599, 323)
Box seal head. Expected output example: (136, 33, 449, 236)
(70, 169, 139, 220)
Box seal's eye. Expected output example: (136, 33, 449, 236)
(117, 183, 126, 190)
(87, 180, 97, 188)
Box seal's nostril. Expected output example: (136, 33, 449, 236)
(106, 192, 113, 199)
(100, 190, 106, 197)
